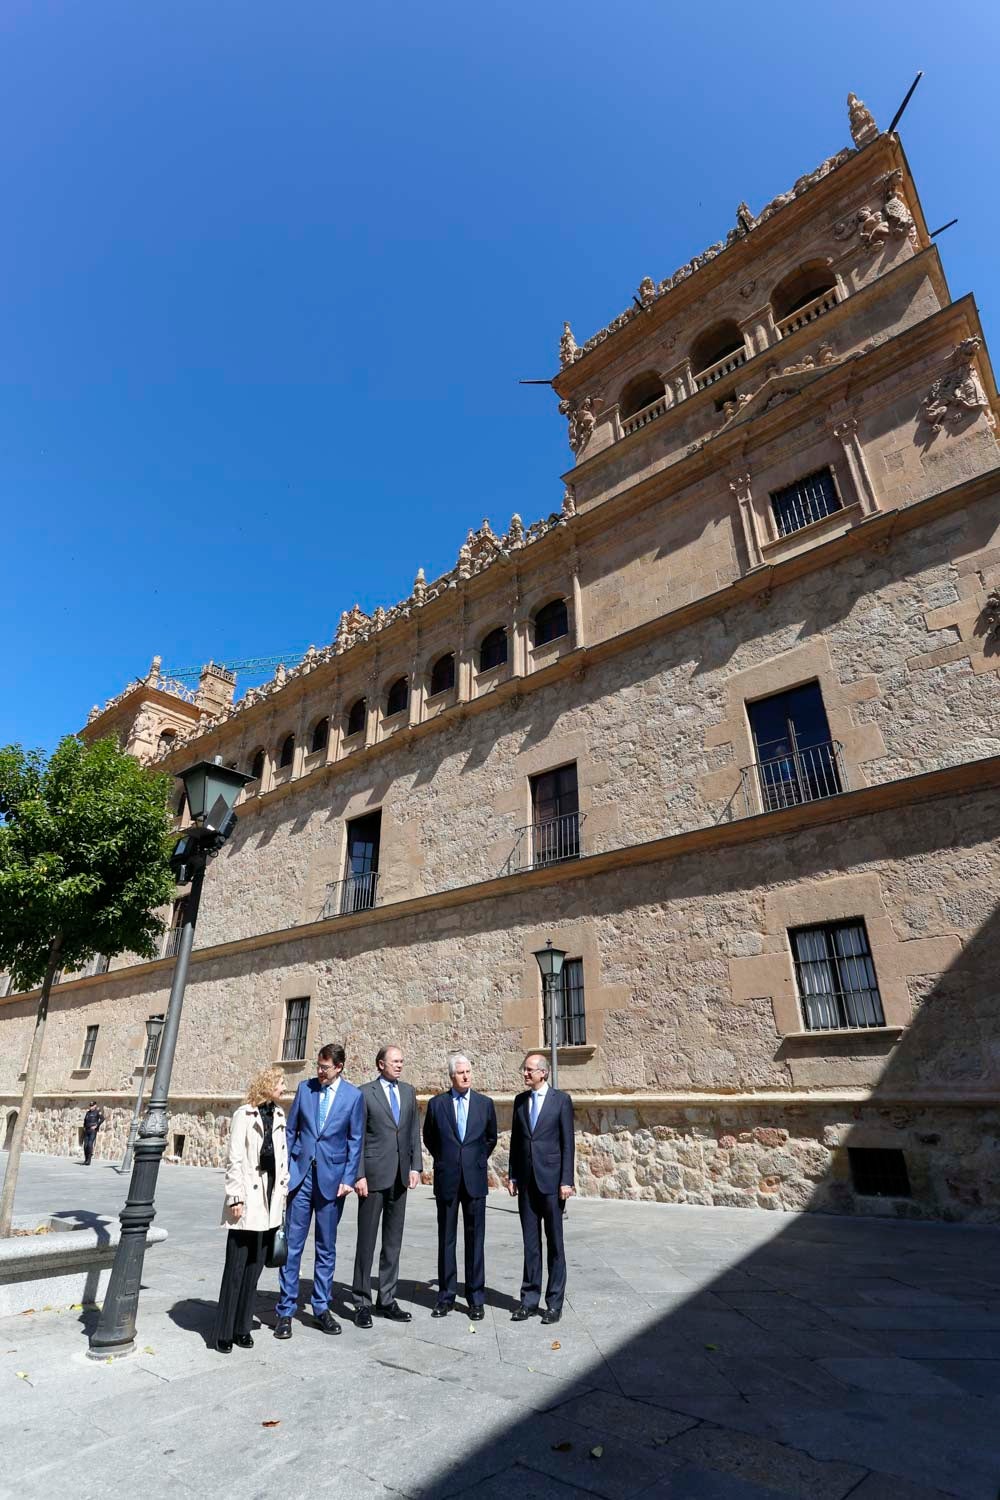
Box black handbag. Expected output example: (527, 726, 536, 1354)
(265, 1216, 288, 1269)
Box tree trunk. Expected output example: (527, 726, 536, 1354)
(0, 935, 63, 1237)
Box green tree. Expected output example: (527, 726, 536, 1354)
(0, 736, 176, 1235)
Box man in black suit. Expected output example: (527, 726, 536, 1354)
(352, 1044, 423, 1328)
(422, 1052, 498, 1319)
(507, 1052, 575, 1326)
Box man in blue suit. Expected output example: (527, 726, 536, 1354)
(274, 1043, 364, 1338)
(422, 1051, 498, 1318)
(508, 1052, 575, 1325)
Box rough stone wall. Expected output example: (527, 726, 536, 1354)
(166, 499, 1000, 951)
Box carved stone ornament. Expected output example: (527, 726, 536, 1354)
(981, 587, 1000, 641)
(559, 321, 579, 368)
(857, 205, 891, 250)
(560, 394, 600, 454)
(847, 92, 878, 148)
(881, 169, 915, 241)
(728, 472, 751, 497)
(561, 486, 576, 517)
(413, 567, 427, 604)
(638, 276, 656, 308)
(921, 337, 995, 432)
(739, 279, 757, 300)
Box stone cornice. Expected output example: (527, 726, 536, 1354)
(9, 753, 998, 1008)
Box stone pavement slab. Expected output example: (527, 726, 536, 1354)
(1, 1150, 998, 1499)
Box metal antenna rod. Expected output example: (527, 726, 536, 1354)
(887, 71, 924, 136)
(517, 379, 555, 386)
(930, 218, 958, 238)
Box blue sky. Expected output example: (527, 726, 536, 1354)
(3, 0, 998, 750)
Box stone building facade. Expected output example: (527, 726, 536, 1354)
(4, 94, 1000, 1220)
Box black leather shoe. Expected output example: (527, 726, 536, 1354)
(314, 1309, 342, 1335)
(510, 1304, 538, 1322)
(355, 1307, 373, 1329)
(468, 1304, 485, 1320)
(376, 1302, 411, 1322)
(273, 1317, 292, 1340)
(234, 1334, 254, 1349)
(431, 1302, 452, 1318)
(216, 1339, 233, 1353)
(541, 1308, 562, 1325)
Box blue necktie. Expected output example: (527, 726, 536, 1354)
(318, 1086, 331, 1130)
(529, 1092, 540, 1132)
(456, 1093, 467, 1141)
(388, 1081, 400, 1124)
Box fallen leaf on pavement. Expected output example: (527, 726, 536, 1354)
(142, 1346, 156, 1355)
(550, 1340, 561, 1349)
(19, 1310, 34, 1317)
(261, 1420, 281, 1429)
(590, 1446, 604, 1460)
(704, 1343, 718, 1351)
(15, 1371, 32, 1385)
(551, 1441, 572, 1453)
(468, 1323, 477, 1333)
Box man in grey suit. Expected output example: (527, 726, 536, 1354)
(352, 1044, 423, 1328)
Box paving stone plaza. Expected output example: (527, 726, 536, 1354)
(3, 1151, 1000, 1499)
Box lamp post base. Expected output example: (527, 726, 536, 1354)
(85, 1337, 136, 1361)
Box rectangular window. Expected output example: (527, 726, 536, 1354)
(282, 997, 311, 1061)
(747, 681, 842, 812)
(164, 898, 188, 958)
(790, 920, 885, 1032)
(543, 958, 586, 1048)
(848, 1147, 911, 1198)
(770, 467, 842, 538)
(343, 811, 381, 913)
(79, 1025, 99, 1070)
(143, 1026, 162, 1070)
(530, 764, 580, 865)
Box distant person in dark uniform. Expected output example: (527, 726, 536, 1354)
(82, 1102, 105, 1165)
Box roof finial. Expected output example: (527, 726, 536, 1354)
(559, 321, 578, 368)
(847, 92, 878, 148)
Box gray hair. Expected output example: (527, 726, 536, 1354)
(447, 1051, 471, 1078)
(523, 1052, 549, 1079)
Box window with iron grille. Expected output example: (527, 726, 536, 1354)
(479, 627, 508, 673)
(543, 958, 586, 1048)
(790, 920, 885, 1032)
(770, 467, 842, 538)
(282, 997, 311, 1061)
(848, 1147, 911, 1198)
(530, 764, 580, 865)
(79, 1025, 99, 1070)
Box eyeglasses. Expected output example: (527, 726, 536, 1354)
(523, 1066, 546, 1075)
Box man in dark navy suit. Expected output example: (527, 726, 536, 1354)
(422, 1052, 498, 1319)
(507, 1052, 575, 1325)
(274, 1043, 364, 1339)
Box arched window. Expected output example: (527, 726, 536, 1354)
(279, 734, 295, 769)
(533, 597, 569, 647)
(429, 652, 456, 697)
(346, 697, 367, 737)
(619, 371, 665, 421)
(157, 727, 176, 754)
(310, 717, 329, 755)
(479, 627, 508, 673)
(690, 320, 746, 385)
(249, 748, 266, 782)
(386, 676, 409, 717)
(771, 263, 839, 329)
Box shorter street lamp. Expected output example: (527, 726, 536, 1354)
(533, 940, 566, 1091)
(118, 1014, 165, 1174)
(89, 758, 251, 1360)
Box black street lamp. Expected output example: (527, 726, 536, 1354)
(117, 1014, 165, 1175)
(88, 758, 251, 1359)
(532, 939, 567, 1090)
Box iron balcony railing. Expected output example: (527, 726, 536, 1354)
(505, 811, 585, 874)
(322, 869, 380, 918)
(162, 928, 183, 959)
(740, 739, 847, 817)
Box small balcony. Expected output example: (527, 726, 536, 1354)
(506, 812, 584, 874)
(621, 392, 669, 438)
(775, 285, 839, 340)
(694, 347, 747, 391)
(739, 740, 847, 817)
(322, 870, 380, 918)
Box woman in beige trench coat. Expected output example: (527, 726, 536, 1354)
(214, 1066, 290, 1352)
